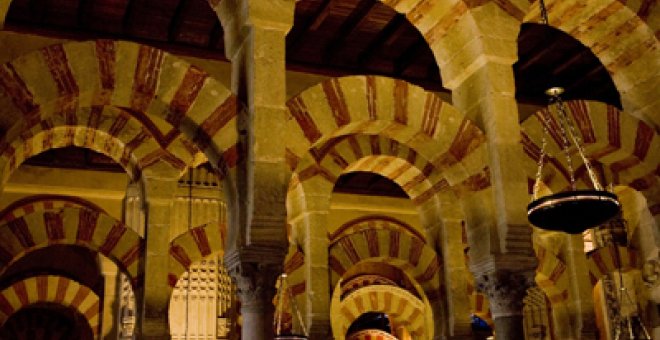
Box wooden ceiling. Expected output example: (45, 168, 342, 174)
(5, 0, 623, 194)
(5, 0, 621, 108)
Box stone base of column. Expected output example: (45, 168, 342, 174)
(308, 318, 330, 339)
(241, 306, 275, 339)
(493, 315, 523, 340)
(446, 335, 474, 340)
(139, 318, 170, 340)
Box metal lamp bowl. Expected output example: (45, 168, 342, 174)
(527, 190, 620, 234)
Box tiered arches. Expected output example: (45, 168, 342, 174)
(328, 227, 441, 301)
(0, 40, 240, 177)
(521, 100, 659, 197)
(286, 76, 489, 236)
(0, 105, 196, 184)
(285, 76, 485, 338)
(332, 285, 428, 339)
(0, 207, 143, 286)
(0, 275, 101, 337)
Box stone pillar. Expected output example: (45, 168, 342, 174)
(438, 6, 538, 338)
(119, 181, 145, 339)
(565, 234, 597, 339)
(100, 256, 120, 339)
(225, 253, 281, 339)
(437, 193, 474, 339)
(212, 0, 294, 338)
(0, 0, 9, 29)
(139, 170, 180, 340)
(475, 269, 535, 340)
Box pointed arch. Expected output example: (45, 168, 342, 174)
(0, 275, 101, 338)
(0, 207, 143, 286)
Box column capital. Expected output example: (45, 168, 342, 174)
(225, 256, 282, 311)
(474, 269, 535, 318)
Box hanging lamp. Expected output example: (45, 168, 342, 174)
(274, 273, 308, 340)
(526, 3, 620, 234)
(527, 86, 620, 234)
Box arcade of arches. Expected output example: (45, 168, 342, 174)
(0, 0, 658, 339)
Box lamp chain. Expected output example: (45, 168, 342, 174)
(550, 95, 577, 189)
(539, 0, 550, 25)
(552, 95, 604, 190)
(532, 111, 551, 200)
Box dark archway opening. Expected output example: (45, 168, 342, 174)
(346, 312, 392, 337)
(334, 171, 408, 198)
(515, 23, 621, 112)
(0, 303, 94, 340)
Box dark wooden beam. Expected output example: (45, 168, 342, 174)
(208, 20, 223, 50)
(551, 49, 590, 75)
(286, 0, 332, 54)
(168, 0, 192, 42)
(77, 0, 94, 28)
(514, 29, 564, 72)
(394, 36, 427, 76)
(357, 14, 405, 68)
(4, 23, 229, 61)
(563, 64, 606, 96)
(28, 0, 49, 23)
(122, 0, 138, 33)
(323, 0, 376, 64)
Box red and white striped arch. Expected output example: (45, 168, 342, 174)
(0, 105, 200, 184)
(167, 222, 227, 287)
(332, 285, 429, 340)
(521, 100, 659, 197)
(0, 195, 107, 224)
(524, 1, 660, 129)
(285, 76, 487, 182)
(534, 245, 570, 305)
(286, 76, 489, 245)
(586, 244, 638, 285)
(328, 227, 442, 303)
(0, 275, 100, 338)
(0, 40, 239, 176)
(0, 207, 143, 286)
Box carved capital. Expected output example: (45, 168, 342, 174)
(227, 259, 282, 312)
(475, 270, 535, 318)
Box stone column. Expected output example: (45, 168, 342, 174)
(475, 269, 535, 340)
(225, 253, 281, 339)
(437, 6, 537, 339)
(212, 0, 294, 338)
(139, 169, 180, 340)
(565, 234, 597, 339)
(100, 256, 119, 339)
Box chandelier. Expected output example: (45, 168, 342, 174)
(525, 1, 620, 234)
(527, 86, 620, 234)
